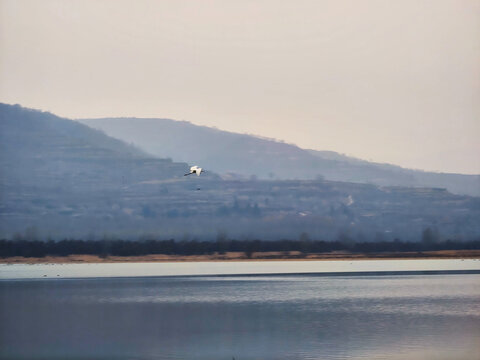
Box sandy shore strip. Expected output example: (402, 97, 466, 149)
(1, 250, 479, 264)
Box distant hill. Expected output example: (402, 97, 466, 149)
(1, 103, 479, 241)
(0, 103, 209, 238)
(0, 104, 195, 192)
(78, 117, 480, 197)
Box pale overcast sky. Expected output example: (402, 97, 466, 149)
(1, 0, 479, 174)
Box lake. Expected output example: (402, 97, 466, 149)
(1, 260, 479, 359)
(2, 258, 480, 279)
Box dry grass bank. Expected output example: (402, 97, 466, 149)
(1, 250, 479, 264)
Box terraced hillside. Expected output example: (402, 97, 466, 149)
(1, 104, 479, 241)
(80, 117, 480, 196)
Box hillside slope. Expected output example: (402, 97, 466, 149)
(1, 104, 479, 241)
(79, 117, 480, 196)
(0, 103, 204, 238)
(0, 104, 194, 192)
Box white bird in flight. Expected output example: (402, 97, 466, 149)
(184, 165, 203, 176)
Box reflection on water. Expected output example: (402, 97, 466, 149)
(1, 274, 479, 359)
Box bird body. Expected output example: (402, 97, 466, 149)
(185, 165, 203, 176)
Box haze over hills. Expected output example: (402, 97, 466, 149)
(0, 103, 209, 238)
(79, 117, 480, 197)
(0, 104, 197, 191)
(1, 103, 480, 242)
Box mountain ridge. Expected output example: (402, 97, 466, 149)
(78, 116, 480, 196)
(1, 103, 480, 241)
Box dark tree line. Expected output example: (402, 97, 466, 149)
(1, 238, 479, 258)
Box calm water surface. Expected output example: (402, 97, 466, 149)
(1, 259, 480, 279)
(1, 269, 479, 359)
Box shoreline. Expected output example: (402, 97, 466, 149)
(1, 250, 479, 264)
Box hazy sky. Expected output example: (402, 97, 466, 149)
(1, 0, 479, 174)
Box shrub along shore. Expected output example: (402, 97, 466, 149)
(1, 238, 479, 263)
